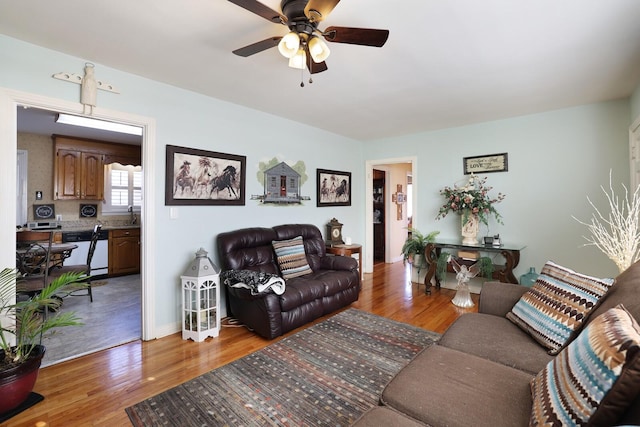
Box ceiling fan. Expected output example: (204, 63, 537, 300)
(227, 0, 389, 75)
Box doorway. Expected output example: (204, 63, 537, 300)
(364, 157, 417, 275)
(0, 88, 157, 355)
(17, 106, 144, 366)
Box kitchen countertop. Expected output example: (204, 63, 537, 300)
(57, 223, 141, 232)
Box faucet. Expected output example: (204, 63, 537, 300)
(128, 205, 138, 225)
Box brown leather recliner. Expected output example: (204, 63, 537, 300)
(217, 224, 360, 339)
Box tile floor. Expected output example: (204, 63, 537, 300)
(41, 274, 141, 367)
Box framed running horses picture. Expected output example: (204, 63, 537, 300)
(317, 169, 351, 207)
(165, 145, 246, 206)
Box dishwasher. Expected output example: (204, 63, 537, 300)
(62, 229, 109, 278)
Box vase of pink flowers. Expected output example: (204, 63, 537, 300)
(436, 175, 505, 243)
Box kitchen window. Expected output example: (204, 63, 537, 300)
(102, 163, 142, 214)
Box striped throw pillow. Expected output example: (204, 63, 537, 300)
(507, 261, 614, 354)
(530, 305, 640, 426)
(272, 236, 312, 280)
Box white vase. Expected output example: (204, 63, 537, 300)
(461, 213, 479, 245)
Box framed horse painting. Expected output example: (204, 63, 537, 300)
(317, 169, 351, 207)
(165, 145, 246, 205)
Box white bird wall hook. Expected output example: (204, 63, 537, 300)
(52, 62, 120, 115)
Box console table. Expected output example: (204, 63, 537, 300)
(422, 239, 525, 294)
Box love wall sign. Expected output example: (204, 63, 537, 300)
(463, 153, 508, 174)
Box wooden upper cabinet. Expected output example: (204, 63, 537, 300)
(55, 149, 81, 199)
(54, 148, 104, 200)
(53, 135, 140, 200)
(80, 152, 104, 199)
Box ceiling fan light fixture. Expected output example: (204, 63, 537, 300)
(308, 36, 330, 63)
(288, 48, 307, 69)
(278, 31, 300, 58)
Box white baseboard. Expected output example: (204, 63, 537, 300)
(154, 322, 181, 339)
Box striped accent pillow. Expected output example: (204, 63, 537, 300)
(530, 305, 640, 426)
(507, 261, 614, 354)
(272, 236, 312, 280)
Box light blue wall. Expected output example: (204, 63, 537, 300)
(0, 35, 363, 333)
(366, 101, 631, 279)
(0, 33, 636, 335)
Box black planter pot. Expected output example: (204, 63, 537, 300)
(0, 345, 46, 414)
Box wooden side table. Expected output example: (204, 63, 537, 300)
(326, 244, 362, 278)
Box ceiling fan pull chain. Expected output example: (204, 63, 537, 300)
(300, 66, 305, 87)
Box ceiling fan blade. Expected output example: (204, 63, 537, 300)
(323, 26, 389, 47)
(227, 0, 286, 24)
(233, 37, 282, 57)
(304, 0, 340, 22)
(306, 51, 328, 74)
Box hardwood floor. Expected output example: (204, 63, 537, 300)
(6, 262, 478, 427)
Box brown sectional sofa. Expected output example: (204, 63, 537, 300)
(216, 224, 360, 339)
(353, 261, 640, 427)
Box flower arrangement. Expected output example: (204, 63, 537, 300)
(436, 174, 505, 226)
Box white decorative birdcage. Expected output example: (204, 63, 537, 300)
(181, 248, 220, 342)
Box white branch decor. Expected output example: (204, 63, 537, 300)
(573, 173, 640, 273)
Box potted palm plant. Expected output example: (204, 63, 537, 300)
(401, 228, 440, 268)
(0, 268, 87, 415)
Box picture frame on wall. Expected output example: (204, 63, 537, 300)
(317, 169, 351, 207)
(165, 145, 246, 206)
(463, 152, 508, 174)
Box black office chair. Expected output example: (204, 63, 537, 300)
(16, 230, 54, 296)
(49, 224, 101, 302)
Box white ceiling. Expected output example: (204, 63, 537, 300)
(2, 0, 640, 141)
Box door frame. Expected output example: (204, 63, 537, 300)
(630, 114, 640, 190)
(364, 156, 417, 274)
(0, 88, 157, 341)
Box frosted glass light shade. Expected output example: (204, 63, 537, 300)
(308, 36, 330, 63)
(278, 32, 300, 58)
(288, 48, 307, 69)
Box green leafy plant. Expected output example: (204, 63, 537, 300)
(477, 257, 494, 280)
(0, 268, 87, 369)
(436, 252, 451, 281)
(401, 229, 440, 266)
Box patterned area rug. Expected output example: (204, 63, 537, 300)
(126, 308, 440, 426)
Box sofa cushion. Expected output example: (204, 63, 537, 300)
(530, 305, 640, 426)
(587, 260, 640, 327)
(381, 345, 533, 427)
(438, 313, 553, 375)
(278, 279, 325, 311)
(352, 406, 427, 427)
(216, 226, 281, 274)
(506, 261, 614, 354)
(272, 236, 313, 279)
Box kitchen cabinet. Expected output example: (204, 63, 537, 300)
(53, 135, 141, 200)
(54, 148, 104, 200)
(109, 228, 140, 276)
